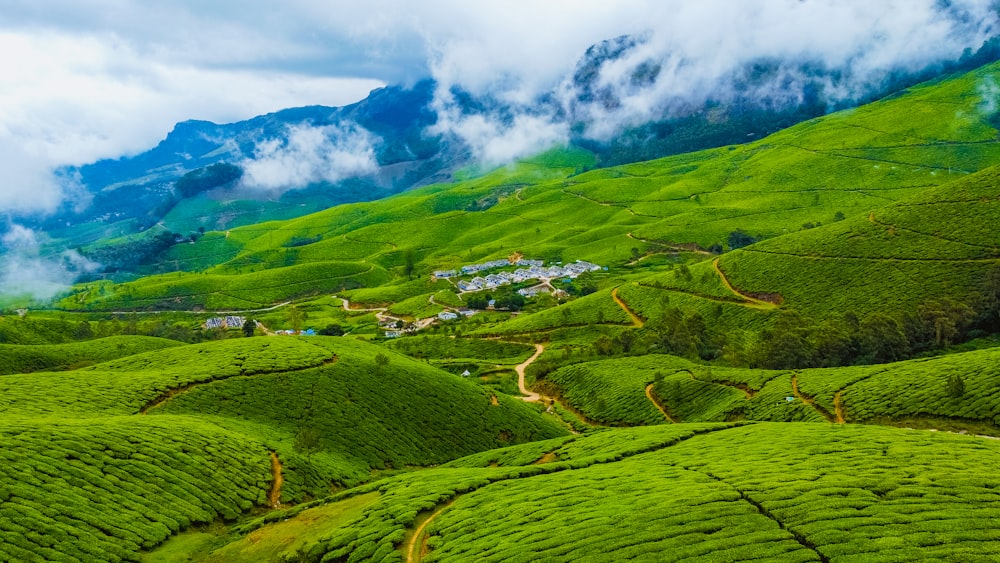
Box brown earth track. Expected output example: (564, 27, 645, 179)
(404, 500, 455, 563)
(791, 374, 836, 423)
(833, 392, 846, 424)
(612, 287, 645, 327)
(514, 344, 544, 402)
(645, 383, 679, 423)
(268, 451, 284, 507)
(713, 258, 780, 310)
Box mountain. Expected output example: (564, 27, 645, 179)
(14, 32, 1000, 280)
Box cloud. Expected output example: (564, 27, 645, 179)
(1, 0, 999, 211)
(0, 225, 101, 301)
(0, 30, 384, 214)
(421, 0, 1000, 149)
(239, 123, 379, 191)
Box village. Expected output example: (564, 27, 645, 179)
(433, 257, 602, 295)
(206, 256, 604, 340)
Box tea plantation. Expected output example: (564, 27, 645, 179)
(0, 336, 566, 561)
(176, 423, 1000, 562)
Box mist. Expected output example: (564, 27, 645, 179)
(0, 225, 100, 302)
(239, 123, 379, 192)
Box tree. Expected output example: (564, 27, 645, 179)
(319, 324, 345, 336)
(947, 373, 966, 398)
(403, 249, 416, 279)
(293, 427, 323, 458)
(859, 313, 909, 364)
(375, 353, 390, 367)
(465, 294, 489, 309)
(727, 230, 758, 250)
(917, 298, 974, 348)
(73, 320, 94, 340)
(286, 306, 307, 333)
(242, 318, 257, 337)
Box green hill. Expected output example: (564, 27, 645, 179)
(10, 52, 1000, 563)
(531, 346, 1000, 434)
(0, 335, 181, 374)
(0, 336, 565, 561)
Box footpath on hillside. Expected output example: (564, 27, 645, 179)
(612, 287, 645, 327)
(712, 259, 779, 310)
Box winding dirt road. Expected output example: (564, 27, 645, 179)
(645, 383, 678, 423)
(404, 500, 454, 563)
(712, 258, 778, 310)
(515, 344, 545, 402)
(612, 287, 644, 327)
(268, 451, 284, 508)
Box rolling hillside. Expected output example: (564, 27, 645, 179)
(536, 347, 1000, 433)
(149, 422, 1000, 562)
(0, 336, 565, 562)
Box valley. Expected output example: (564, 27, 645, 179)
(4, 39, 1000, 563)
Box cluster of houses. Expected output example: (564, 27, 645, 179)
(433, 258, 546, 281)
(203, 316, 246, 330)
(452, 260, 602, 293)
(438, 309, 477, 321)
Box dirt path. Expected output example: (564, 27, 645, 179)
(334, 295, 387, 313)
(404, 500, 454, 563)
(612, 287, 644, 327)
(791, 375, 835, 423)
(645, 383, 678, 423)
(515, 344, 545, 401)
(627, 232, 713, 256)
(833, 392, 846, 424)
(712, 258, 779, 310)
(268, 451, 284, 508)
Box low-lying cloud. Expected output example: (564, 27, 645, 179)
(0, 225, 100, 301)
(3, 0, 1000, 209)
(239, 123, 379, 191)
(423, 0, 1000, 157)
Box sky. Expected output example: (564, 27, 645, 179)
(1, 0, 999, 215)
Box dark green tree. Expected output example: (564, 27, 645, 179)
(727, 230, 758, 250)
(859, 313, 910, 364)
(242, 319, 256, 337)
(947, 373, 966, 398)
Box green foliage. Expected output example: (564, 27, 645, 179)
(0, 335, 181, 374)
(242, 422, 1000, 562)
(174, 163, 243, 198)
(385, 336, 533, 364)
(0, 416, 271, 563)
(947, 373, 966, 398)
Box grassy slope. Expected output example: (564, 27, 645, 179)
(0, 335, 181, 374)
(184, 422, 1000, 563)
(0, 336, 566, 561)
(539, 347, 1000, 430)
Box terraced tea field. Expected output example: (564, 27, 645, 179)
(0, 336, 566, 561)
(180, 422, 1000, 562)
(540, 347, 1000, 433)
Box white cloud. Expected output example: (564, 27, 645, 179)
(0, 225, 100, 300)
(0, 0, 998, 211)
(0, 30, 383, 214)
(240, 124, 378, 191)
